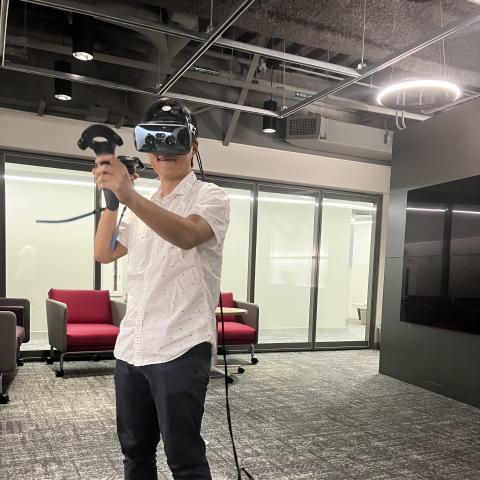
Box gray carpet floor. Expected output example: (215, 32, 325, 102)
(1, 350, 480, 480)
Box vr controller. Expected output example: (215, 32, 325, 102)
(78, 124, 145, 210)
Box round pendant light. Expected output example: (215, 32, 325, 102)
(377, 79, 461, 113)
(54, 60, 72, 101)
(72, 14, 94, 61)
(262, 100, 277, 133)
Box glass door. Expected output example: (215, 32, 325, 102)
(219, 183, 253, 301)
(315, 194, 377, 345)
(255, 186, 318, 345)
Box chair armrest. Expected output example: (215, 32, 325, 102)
(111, 300, 127, 327)
(46, 299, 67, 352)
(0, 297, 30, 342)
(0, 312, 17, 373)
(235, 301, 259, 343)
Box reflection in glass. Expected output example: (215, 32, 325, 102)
(402, 176, 480, 334)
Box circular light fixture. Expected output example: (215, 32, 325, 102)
(162, 105, 172, 112)
(72, 14, 94, 61)
(377, 79, 461, 113)
(54, 60, 72, 101)
(55, 93, 72, 101)
(73, 51, 93, 61)
(262, 99, 277, 133)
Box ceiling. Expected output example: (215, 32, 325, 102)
(2, 0, 480, 143)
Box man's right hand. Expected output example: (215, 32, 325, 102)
(92, 154, 139, 210)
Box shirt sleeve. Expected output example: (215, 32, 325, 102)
(116, 209, 132, 248)
(189, 184, 230, 245)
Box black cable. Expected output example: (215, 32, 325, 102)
(36, 208, 104, 223)
(196, 151, 206, 181)
(197, 146, 254, 478)
(218, 294, 256, 480)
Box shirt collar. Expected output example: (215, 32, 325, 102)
(155, 170, 198, 200)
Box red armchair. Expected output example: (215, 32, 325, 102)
(46, 289, 126, 377)
(217, 292, 259, 365)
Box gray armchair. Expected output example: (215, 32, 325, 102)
(0, 298, 31, 404)
(217, 292, 259, 365)
(46, 288, 126, 377)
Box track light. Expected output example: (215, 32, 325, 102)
(54, 60, 72, 101)
(262, 99, 277, 133)
(72, 14, 94, 61)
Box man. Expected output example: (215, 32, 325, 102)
(93, 98, 230, 480)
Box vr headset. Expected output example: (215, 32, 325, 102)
(133, 99, 198, 156)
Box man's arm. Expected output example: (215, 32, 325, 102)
(94, 208, 128, 263)
(128, 193, 214, 250)
(95, 155, 215, 250)
(92, 157, 128, 264)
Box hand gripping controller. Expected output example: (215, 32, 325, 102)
(78, 124, 144, 210)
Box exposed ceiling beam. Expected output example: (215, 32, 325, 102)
(158, 0, 254, 94)
(0, 0, 9, 66)
(280, 11, 480, 118)
(19, 0, 360, 79)
(5, 34, 428, 121)
(38, 96, 46, 116)
(1, 62, 281, 117)
(223, 35, 265, 146)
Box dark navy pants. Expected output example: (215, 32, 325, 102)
(114, 342, 212, 480)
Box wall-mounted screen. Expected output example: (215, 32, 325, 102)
(402, 175, 480, 335)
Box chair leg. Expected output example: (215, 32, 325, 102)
(55, 353, 65, 377)
(16, 352, 24, 367)
(250, 344, 258, 365)
(46, 346, 55, 365)
(0, 374, 9, 404)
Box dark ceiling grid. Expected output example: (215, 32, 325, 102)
(223, 34, 267, 146)
(0, 0, 480, 132)
(279, 9, 480, 118)
(157, 0, 255, 94)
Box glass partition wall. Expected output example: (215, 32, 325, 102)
(4, 155, 96, 350)
(315, 194, 377, 346)
(2, 152, 380, 353)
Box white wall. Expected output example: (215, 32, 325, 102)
(0, 108, 391, 335)
(0, 109, 390, 194)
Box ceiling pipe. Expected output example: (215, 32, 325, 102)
(0, 0, 9, 66)
(19, 0, 359, 78)
(280, 11, 480, 118)
(157, 0, 255, 94)
(1, 62, 281, 117)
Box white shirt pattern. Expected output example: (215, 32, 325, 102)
(114, 171, 230, 366)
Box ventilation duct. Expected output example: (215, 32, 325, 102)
(285, 115, 391, 161)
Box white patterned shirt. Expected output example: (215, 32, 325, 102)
(114, 171, 230, 366)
